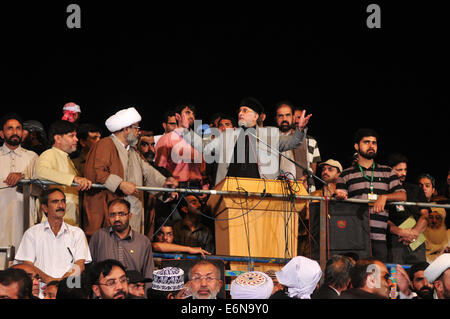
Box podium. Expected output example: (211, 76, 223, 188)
(207, 177, 308, 269)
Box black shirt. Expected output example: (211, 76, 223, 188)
(389, 182, 428, 226)
(173, 219, 215, 254)
(227, 128, 260, 179)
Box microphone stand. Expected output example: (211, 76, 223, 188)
(245, 128, 328, 191)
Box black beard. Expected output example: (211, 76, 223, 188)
(279, 122, 292, 133)
(358, 149, 377, 160)
(144, 151, 155, 162)
(414, 287, 434, 299)
(6, 135, 21, 146)
(112, 222, 128, 233)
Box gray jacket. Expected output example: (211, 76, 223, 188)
(184, 126, 307, 185)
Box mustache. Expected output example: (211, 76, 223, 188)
(114, 291, 126, 298)
(56, 208, 65, 212)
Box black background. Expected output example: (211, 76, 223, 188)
(1, 2, 448, 188)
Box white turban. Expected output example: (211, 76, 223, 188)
(105, 107, 142, 133)
(63, 102, 81, 113)
(275, 256, 322, 299)
(424, 253, 450, 283)
(230, 271, 274, 299)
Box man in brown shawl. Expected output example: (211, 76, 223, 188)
(83, 107, 178, 238)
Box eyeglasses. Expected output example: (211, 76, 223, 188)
(109, 212, 129, 218)
(131, 125, 141, 130)
(191, 275, 218, 283)
(97, 275, 128, 287)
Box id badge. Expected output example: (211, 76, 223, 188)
(368, 193, 378, 201)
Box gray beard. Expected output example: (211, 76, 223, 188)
(126, 134, 138, 146)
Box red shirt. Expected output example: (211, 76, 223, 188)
(154, 130, 207, 186)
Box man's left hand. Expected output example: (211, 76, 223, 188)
(164, 177, 178, 189)
(373, 194, 387, 213)
(295, 110, 312, 130)
(3, 172, 25, 187)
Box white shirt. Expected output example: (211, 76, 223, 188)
(14, 220, 92, 278)
(0, 144, 38, 250)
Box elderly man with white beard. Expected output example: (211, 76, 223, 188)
(83, 107, 178, 238)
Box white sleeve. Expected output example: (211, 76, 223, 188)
(72, 228, 92, 264)
(14, 228, 36, 264)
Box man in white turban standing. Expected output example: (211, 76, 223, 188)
(83, 107, 178, 238)
(272, 256, 322, 299)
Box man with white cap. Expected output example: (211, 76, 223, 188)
(271, 256, 322, 299)
(61, 102, 81, 123)
(83, 107, 178, 238)
(230, 271, 274, 299)
(312, 159, 343, 198)
(424, 253, 450, 299)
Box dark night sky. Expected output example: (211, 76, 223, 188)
(1, 3, 449, 187)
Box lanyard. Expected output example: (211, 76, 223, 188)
(358, 163, 375, 194)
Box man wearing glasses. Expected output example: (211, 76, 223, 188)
(185, 260, 223, 299)
(89, 199, 154, 295)
(83, 107, 178, 238)
(90, 259, 142, 299)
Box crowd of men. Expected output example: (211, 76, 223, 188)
(0, 98, 449, 299)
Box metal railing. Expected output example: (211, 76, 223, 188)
(17, 179, 450, 270)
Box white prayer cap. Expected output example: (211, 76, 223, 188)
(152, 267, 185, 291)
(105, 107, 142, 133)
(230, 271, 273, 299)
(424, 253, 450, 283)
(63, 102, 81, 113)
(275, 256, 322, 299)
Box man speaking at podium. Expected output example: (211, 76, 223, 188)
(198, 97, 312, 184)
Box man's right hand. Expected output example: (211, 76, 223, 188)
(119, 181, 138, 195)
(187, 247, 211, 258)
(335, 189, 348, 200)
(73, 176, 92, 191)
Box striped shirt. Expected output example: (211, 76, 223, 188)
(306, 135, 321, 169)
(336, 162, 405, 241)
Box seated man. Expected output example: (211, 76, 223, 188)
(338, 257, 393, 299)
(89, 198, 154, 286)
(125, 270, 152, 298)
(0, 268, 33, 299)
(43, 280, 59, 299)
(152, 218, 211, 257)
(11, 262, 42, 299)
(173, 195, 215, 254)
(90, 259, 142, 299)
(185, 260, 223, 299)
(14, 188, 92, 284)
